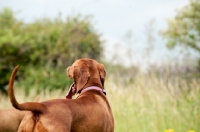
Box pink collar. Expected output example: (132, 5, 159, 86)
(81, 86, 106, 95)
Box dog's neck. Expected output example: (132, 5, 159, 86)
(78, 77, 103, 92)
(79, 86, 106, 95)
(85, 77, 103, 88)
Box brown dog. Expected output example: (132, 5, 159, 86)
(8, 58, 114, 132)
(0, 108, 25, 132)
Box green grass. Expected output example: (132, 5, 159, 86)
(106, 73, 200, 132)
(0, 73, 199, 132)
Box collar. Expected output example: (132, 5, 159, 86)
(80, 86, 106, 95)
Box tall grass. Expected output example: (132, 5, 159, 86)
(107, 73, 200, 132)
(0, 72, 199, 132)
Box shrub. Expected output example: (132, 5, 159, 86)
(0, 8, 103, 94)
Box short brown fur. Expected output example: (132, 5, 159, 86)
(0, 97, 39, 132)
(8, 58, 114, 132)
(0, 108, 25, 132)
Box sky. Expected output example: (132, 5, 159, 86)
(0, 0, 190, 66)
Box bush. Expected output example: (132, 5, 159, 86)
(0, 8, 103, 94)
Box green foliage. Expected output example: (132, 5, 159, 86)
(18, 66, 73, 96)
(0, 7, 103, 94)
(162, 0, 200, 52)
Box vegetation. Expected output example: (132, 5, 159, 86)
(108, 73, 199, 132)
(0, 70, 199, 132)
(0, 8, 102, 94)
(162, 0, 200, 68)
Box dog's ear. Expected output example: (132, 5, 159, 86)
(74, 65, 90, 92)
(66, 83, 76, 99)
(97, 64, 106, 87)
(67, 66, 74, 79)
(66, 66, 76, 99)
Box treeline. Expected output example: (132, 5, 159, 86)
(0, 8, 103, 94)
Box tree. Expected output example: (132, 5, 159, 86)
(0, 8, 103, 94)
(162, 0, 200, 53)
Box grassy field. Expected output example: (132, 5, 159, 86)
(0, 73, 199, 132)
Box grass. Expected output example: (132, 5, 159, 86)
(0, 72, 199, 132)
(107, 73, 200, 132)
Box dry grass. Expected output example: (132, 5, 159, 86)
(106, 73, 199, 132)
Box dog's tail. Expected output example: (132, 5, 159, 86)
(8, 66, 46, 113)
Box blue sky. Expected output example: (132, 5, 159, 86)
(0, 0, 190, 66)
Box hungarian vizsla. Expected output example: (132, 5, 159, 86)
(0, 108, 25, 132)
(8, 58, 114, 132)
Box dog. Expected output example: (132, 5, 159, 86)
(0, 108, 25, 132)
(8, 58, 114, 132)
(0, 96, 39, 132)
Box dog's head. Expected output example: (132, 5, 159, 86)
(66, 58, 106, 99)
